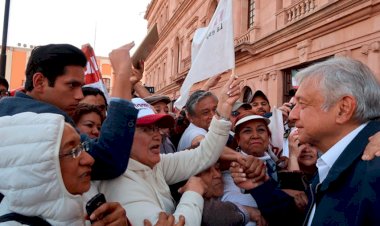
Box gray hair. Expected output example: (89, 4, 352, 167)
(295, 57, 380, 123)
(185, 90, 218, 116)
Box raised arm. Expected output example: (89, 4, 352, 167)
(87, 43, 138, 179)
(161, 75, 241, 184)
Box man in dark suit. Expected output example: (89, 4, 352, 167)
(287, 57, 380, 226)
(231, 57, 380, 226)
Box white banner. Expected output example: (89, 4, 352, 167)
(174, 0, 235, 109)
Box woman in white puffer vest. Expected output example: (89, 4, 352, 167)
(0, 112, 94, 226)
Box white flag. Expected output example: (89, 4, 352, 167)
(174, 0, 234, 109)
(268, 107, 285, 151)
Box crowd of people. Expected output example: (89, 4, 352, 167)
(0, 41, 379, 226)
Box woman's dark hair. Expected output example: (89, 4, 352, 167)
(72, 103, 105, 125)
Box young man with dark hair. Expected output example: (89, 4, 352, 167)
(0, 43, 138, 180)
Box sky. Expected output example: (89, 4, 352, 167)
(0, 0, 151, 56)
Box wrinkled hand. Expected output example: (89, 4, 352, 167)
(144, 212, 185, 226)
(230, 156, 268, 190)
(90, 202, 128, 226)
(215, 75, 241, 119)
(178, 176, 207, 196)
(282, 189, 308, 212)
(362, 132, 380, 160)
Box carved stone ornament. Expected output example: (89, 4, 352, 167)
(270, 71, 277, 81)
(263, 73, 270, 81)
(360, 44, 369, 55)
(297, 39, 312, 63)
(370, 41, 380, 53)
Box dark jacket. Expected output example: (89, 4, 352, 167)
(0, 92, 137, 180)
(248, 121, 380, 226)
(247, 179, 304, 226)
(306, 120, 380, 226)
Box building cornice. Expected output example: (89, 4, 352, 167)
(235, 0, 376, 62)
(145, 0, 157, 20)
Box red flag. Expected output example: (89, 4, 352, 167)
(81, 44, 110, 103)
(82, 44, 103, 84)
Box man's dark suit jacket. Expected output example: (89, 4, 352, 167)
(308, 120, 380, 226)
(248, 120, 380, 226)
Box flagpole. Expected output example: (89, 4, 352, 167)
(231, 68, 236, 78)
(93, 21, 97, 51)
(0, 0, 11, 78)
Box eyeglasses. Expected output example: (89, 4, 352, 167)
(137, 125, 160, 134)
(59, 142, 90, 159)
(0, 90, 9, 97)
(231, 111, 240, 117)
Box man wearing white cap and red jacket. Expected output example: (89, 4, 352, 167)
(96, 76, 262, 226)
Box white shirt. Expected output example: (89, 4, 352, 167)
(307, 123, 367, 226)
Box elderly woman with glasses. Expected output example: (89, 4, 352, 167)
(0, 112, 129, 226)
(98, 76, 243, 226)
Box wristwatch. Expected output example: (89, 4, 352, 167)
(215, 110, 230, 121)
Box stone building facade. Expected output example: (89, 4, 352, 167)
(143, 0, 380, 108)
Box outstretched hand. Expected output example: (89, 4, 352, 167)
(215, 75, 241, 119)
(109, 42, 134, 77)
(201, 74, 222, 90)
(130, 60, 144, 85)
(362, 132, 380, 160)
(109, 42, 135, 99)
(230, 156, 268, 190)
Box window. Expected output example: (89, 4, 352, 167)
(248, 0, 255, 28)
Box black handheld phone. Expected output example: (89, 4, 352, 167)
(86, 193, 106, 219)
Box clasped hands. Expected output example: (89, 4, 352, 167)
(229, 155, 269, 190)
